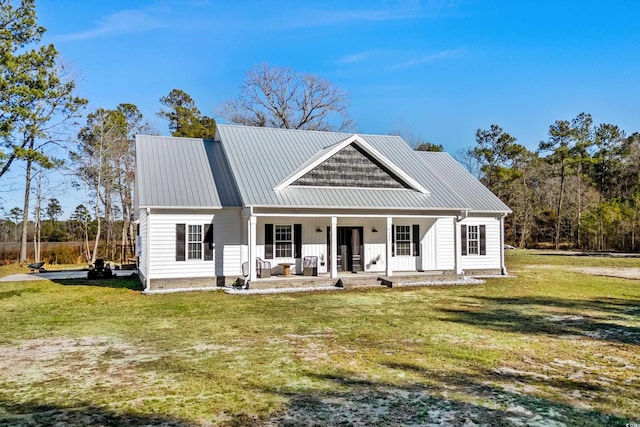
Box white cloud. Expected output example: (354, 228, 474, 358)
(389, 48, 465, 70)
(55, 9, 166, 41)
(337, 50, 378, 64)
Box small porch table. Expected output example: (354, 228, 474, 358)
(278, 262, 293, 276)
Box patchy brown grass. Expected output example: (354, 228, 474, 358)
(0, 250, 638, 425)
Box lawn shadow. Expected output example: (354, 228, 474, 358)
(51, 273, 143, 291)
(0, 399, 191, 426)
(438, 296, 640, 345)
(249, 366, 631, 426)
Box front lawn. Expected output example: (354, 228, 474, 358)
(0, 250, 638, 426)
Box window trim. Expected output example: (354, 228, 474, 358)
(274, 224, 293, 258)
(187, 224, 203, 260)
(467, 224, 480, 256)
(395, 224, 412, 256)
(462, 224, 486, 257)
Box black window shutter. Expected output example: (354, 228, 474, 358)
(265, 224, 274, 259)
(176, 224, 186, 261)
(479, 225, 486, 255)
(412, 224, 420, 256)
(294, 224, 302, 258)
(461, 224, 467, 256)
(204, 223, 214, 261)
(391, 224, 395, 257)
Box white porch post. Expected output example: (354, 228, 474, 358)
(386, 216, 393, 277)
(330, 216, 338, 279)
(454, 216, 463, 275)
(248, 215, 257, 281)
(500, 215, 508, 275)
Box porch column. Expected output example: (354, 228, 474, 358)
(454, 217, 463, 275)
(500, 215, 508, 275)
(330, 216, 338, 279)
(386, 216, 393, 277)
(248, 215, 257, 281)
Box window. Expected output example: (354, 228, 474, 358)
(467, 225, 479, 255)
(188, 225, 202, 260)
(395, 225, 411, 256)
(275, 225, 292, 257)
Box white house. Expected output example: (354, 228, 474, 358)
(135, 124, 510, 292)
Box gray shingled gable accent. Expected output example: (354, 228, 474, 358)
(291, 142, 412, 189)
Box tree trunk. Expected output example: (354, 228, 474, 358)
(555, 159, 566, 250)
(19, 159, 33, 263)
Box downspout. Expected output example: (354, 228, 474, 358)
(500, 213, 508, 276)
(145, 208, 151, 292)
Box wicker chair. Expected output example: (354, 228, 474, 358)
(303, 256, 318, 276)
(256, 257, 271, 278)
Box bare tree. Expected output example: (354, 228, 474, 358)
(217, 64, 354, 131)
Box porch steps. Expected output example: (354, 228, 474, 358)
(245, 272, 471, 291)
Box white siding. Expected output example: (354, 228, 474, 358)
(460, 217, 502, 270)
(137, 209, 148, 278)
(435, 217, 455, 270)
(147, 209, 243, 279)
(216, 211, 243, 277)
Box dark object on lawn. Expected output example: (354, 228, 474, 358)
(377, 276, 393, 288)
(28, 262, 46, 273)
(88, 259, 114, 279)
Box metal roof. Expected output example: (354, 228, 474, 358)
(135, 125, 510, 214)
(415, 151, 512, 213)
(135, 135, 223, 208)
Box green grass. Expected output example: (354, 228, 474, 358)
(0, 250, 639, 425)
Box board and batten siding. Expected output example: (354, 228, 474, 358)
(459, 217, 502, 270)
(146, 210, 243, 280)
(255, 216, 391, 274)
(434, 217, 456, 270)
(253, 216, 451, 274)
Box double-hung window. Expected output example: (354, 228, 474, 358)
(188, 225, 203, 260)
(275, 225, 292, 258)
(467, 225, 479, 255)
(395, 225, 411, 256)
(176, 223, 214, 262)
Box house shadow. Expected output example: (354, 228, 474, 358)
(0, 398, 192, 426)
(437, 295, 640, 345)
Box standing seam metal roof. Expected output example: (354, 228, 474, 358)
(135, 125, 510, 214)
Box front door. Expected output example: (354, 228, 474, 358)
(327, 226, 364, 272)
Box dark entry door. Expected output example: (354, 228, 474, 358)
(327, 226, 364, 272)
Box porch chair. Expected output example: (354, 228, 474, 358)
(303, 256, 318, 276)
(256, 257, 271, 278)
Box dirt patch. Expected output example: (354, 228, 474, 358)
(570, 267, 640, 280)
(526, 264, 640, 280)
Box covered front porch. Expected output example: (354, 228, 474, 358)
(241, 208, 468, 282)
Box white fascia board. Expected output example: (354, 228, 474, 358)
(274, 134, 428, 194)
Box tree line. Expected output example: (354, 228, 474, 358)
(2, 1, 638, 266)
(466, 116, 640, 251)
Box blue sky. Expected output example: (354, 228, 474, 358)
(3, 0, 640, 216)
